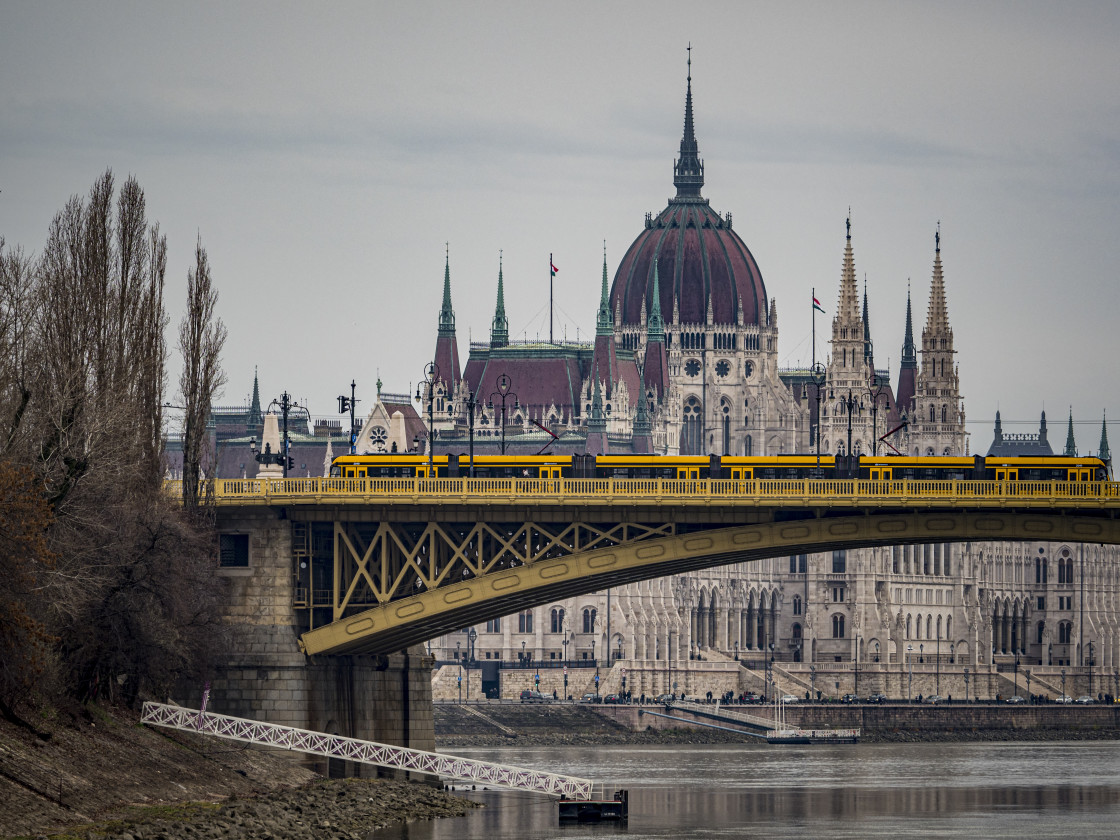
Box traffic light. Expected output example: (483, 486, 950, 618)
(595, 674, 600, 684)
(534, 673, 539, 687)
(286, 456, 294, 470)
(337, 395, 351, 414)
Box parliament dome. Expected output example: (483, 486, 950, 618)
(609, 69, 768, 329)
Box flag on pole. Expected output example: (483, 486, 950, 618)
(813, 295, 825, 313)
(551, 260, 559, 277)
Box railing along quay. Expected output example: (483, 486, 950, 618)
(141, 702, 593, 799)
(165, 477, 1120, 508)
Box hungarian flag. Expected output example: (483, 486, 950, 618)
(551, 260, 559, 277)
(813, 296, 825, 313)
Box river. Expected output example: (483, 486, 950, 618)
(369, 740, 1120, 839)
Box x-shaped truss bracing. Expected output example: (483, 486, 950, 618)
(332, 520, 675, 619)
(140, 702, 593, 799)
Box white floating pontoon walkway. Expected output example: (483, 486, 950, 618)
(141, 702, 592, 800)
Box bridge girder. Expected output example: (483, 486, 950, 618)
(299, 508, 1120, 656)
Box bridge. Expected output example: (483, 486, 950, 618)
(198, 476, 1120, 656)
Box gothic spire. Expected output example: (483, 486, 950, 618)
(672, 44, 704, 200)
(248, 366, 262, 428)
(438, 244, 455, 337)
(647, 258, 665, 343)
(490, 251, 508, 348)
(596, 244, 613, 336)
(835, 212, 861, 329)
(862, 275, 873, 365)
(1065, 407, 1078, 456)
(924, 222, 952, 340)
(1100, 411, 1111, 462)
(901, 281, 917, 369)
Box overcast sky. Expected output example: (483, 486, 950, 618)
(3, 2, 1119, 454)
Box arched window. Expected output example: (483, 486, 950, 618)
(682, 397, 702, 455)
(518, 610, 533, 633)
(722, 402, 731, 455)
(1058, 622, 1072, 644)
(926, 615, 933, 639)
(1037, 621, 1045, 644)
(485, 617, 501, 633)
(929, 404, 935, 423)
(745, 435, 753, 456)
(946, 615, 952, 639)
(936, 615, 943, 640)
(582, 607, 596, 633)
(792, 595, 802, 616)
(906, 614, 912, 640)
(832, 614, 845, 638)
(941, 404, 948, 422)
(550, 608, 565, 633)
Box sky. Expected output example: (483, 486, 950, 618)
(3, 2, 1120, 454)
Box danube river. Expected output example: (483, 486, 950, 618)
(369, 740, 1120, 839)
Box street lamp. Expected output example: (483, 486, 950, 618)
(488, 373, 519, 455)
(1026, 668, 1032, 702)
(1088, 641, 1095, 698)
(414, 362, 440, 471)
(1014, 652, 1020, 696)
(830, 387, 864, 465)
(456, 641, 462, 704)
(854, 635, 860, 697)
(810, 664, 817, 701)
(521, 639, 526, 666)
(908, 644, 914, 701)
(592, 639, 599, 700)
(450, 389, 480, 477)
(1061, 668, 1067, 700)
(809, 362, 827, 475)
(336, 379, 359, 455)
(249, 391, 311, 478)
(865, 366, 891, 457)
(935, 632, 941, 697)
(874, 641, 881, 663)
(964, 667, 970, 703)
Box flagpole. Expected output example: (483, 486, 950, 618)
(550, 252, 554, 345)
(812, 286, 816, 368)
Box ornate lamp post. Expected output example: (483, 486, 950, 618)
(1014, 652, 1020, 696)
(592, 639, 599, 700)
(1088, 641, 1095, 698)
(488, 373, 519, 455)
(964, 667, 970, 702)
(854, 635, 861, 697)
(810, 664, 817, 700)
(1025, 668, 1032, 702)
(456, 641, 462, 704)
(935, 633, 940, 697)
(249, 391, 311, 478)
(1061, 668, 1067, 700)
(414, 362, 439, 471)
(830, 387, 864, 462)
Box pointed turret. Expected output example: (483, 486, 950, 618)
(596, 247, 614, 337)
(433, 247, 462, 388)
(672, 45, 704, 201)
(923, 225, 953, 350)
(831, 213, 865, 375)
(993, 410, 1003, 446)
(895, 284, 917, 418)
(643, 258, 670, 403)
(1065, 408, 1077, 456)
(248, 366, 262, 429)
(862, 277, 873, 365)
(1039, 410, 1048, 446)
(1100, 411, 1111, 462)
(490, 252, 509, 348)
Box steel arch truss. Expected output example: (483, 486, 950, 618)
(302, 509, 1120, 657)
(331, 519, 676, 619)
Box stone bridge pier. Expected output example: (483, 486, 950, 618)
(204, 510, 435, 778)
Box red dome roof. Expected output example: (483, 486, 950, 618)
(609, 67, 768, 328)
(610, 202, 767, 327)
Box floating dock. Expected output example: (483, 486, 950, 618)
(765, 727, 860, 744)
(559, 790, 629, 822)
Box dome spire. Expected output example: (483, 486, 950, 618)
(673, 43, 705, 200)
(490, 250, 508, 348)
(648, 258, 666, 342)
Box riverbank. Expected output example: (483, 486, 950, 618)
(434, 701, 1120, 748)
(0, 704, 475, 840)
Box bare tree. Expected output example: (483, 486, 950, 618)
(178, 236, 227, 511)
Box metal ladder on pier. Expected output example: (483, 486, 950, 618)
(141, 702, 592, 800)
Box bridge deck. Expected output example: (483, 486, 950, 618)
(141, 702, 593, 799)
(171, 476, 1120, 508)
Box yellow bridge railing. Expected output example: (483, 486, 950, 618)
(166, 477, 1120, 508)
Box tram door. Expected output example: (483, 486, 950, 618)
(540, 465, 561, 492)
(416, 465, 431, 478)
(869, 467, 892, 481)
(1067, 468, 1091, 483)
(995, 468, 1018, 481)
(730, 467, 752, 493)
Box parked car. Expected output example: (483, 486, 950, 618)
(1055, 695, 1074, 704)
(841, 694, 862, 704)
(519, 690, 549, 703)
(922, 695, 943, 704)
(1075, 695, 1096, 704)
(741, 692, 763, 704)
(1005, 695, 1025, 704)
(580, 693, 599, 703)
(603, 693, 622, 704)
(780, 694, 799, 704)
(654, 694, 675, 704)
(867, 693, 888, 704)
